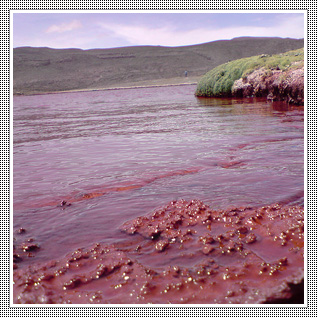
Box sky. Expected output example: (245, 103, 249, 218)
(12, 11, 305, 50)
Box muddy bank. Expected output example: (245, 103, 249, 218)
(13, 199, 304, 304)
(232, 64, 304, 105)
(14, 79, 199, 96)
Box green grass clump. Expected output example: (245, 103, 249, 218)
(195, 48, 304, 97)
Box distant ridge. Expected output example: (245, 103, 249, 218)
(13, 37, 304, 95)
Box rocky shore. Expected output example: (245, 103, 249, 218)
(13, 200, 304, 304)
(232, 63, 304, 105)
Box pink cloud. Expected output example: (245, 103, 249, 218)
(46, 20, 82, 34)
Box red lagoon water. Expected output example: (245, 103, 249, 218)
(12, 85, 304, 303)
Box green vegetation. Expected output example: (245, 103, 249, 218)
(195, 48, 304, 97)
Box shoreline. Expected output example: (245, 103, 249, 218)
(14, 80, 199, 97)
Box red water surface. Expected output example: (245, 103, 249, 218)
(13, 85, 304, 304)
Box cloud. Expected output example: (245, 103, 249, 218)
(28, 33, 95, 49)
(14, 13, 304, 49)
(97, 14, 304, 47)
(46, 20, 82, 34)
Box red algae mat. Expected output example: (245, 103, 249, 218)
(13, 200, 304, 304)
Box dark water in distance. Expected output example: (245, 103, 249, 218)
(13, 85, 304, 266)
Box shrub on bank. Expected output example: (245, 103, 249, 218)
(195, 48, 304, 97)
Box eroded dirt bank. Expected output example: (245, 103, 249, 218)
(232, 64, 304, 105)
(13, 200, 304, 304)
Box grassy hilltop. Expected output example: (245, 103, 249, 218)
(13, 37, 304, 95)
(195, 48, 304, 97)
(195, 48, 304, 104)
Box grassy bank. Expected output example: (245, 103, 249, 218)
(195, 48, 304, 97)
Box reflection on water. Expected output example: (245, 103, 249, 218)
(13, 85, 304, 266)
(196, 96, 302, 115)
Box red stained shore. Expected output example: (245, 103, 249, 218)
(13, 199, 304, 304)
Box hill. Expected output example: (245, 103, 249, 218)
(13, 37, 304, 95)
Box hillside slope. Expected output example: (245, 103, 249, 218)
(13, 37, 304, 95)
